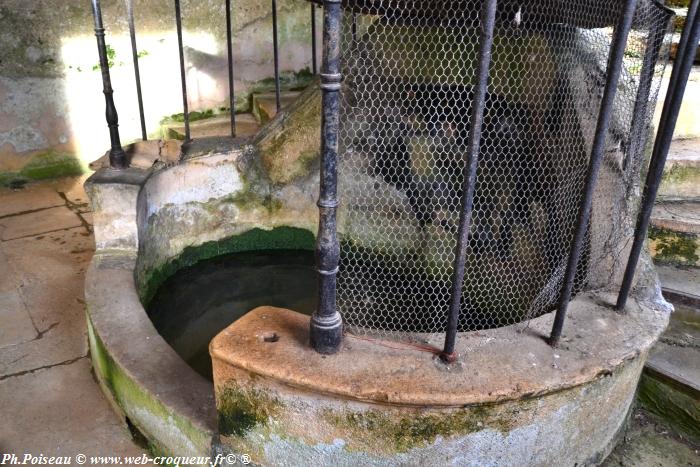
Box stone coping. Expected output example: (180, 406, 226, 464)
(210, 294, 670, 407)
(85, 252, 216, 454)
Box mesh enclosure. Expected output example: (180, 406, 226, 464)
(334, 0, 674, 339)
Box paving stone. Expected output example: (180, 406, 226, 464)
(0, 358, 147, 458)
(0, 291, 37, 349)
(1, 227, 93, 285)
(49, 174, 92, 210)
(0, 184, 64, 218)
(0, 206, 83, 241)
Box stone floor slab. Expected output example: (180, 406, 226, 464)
(0, 358, 147, 458)
(1, 227, 93, 285)
(0, 206, 83, 241)
(0, 184, 64, 218)
(0, 291, 37, 349)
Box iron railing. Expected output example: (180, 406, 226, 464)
(91, 0, 700, 359)
(90, 0, 320, 156)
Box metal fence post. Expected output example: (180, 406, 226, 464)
(126, 0, 147, 141)
(91, 0, 128, 169)
(174, 0, 191, 143)
(226, 0, 237, 137)
(310, 0, 343, 354)
(441, 0, 498, 363)
(550, 0, 639, 346)
(617, 0, 700, 311)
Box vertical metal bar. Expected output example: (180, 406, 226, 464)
(226, 0, 237, 137)
(617, 2, 700, 311)
(174, 0, 191, 143)
(311, 4, 318, 75)
(126, 0, 147, 141)
(623, 18, 667, 172)
(440, 0, 498, 363)
(310, 0, 343, 354)
(272, 0, 281, 111)
(91, 0, 128, 169)
(549, 0, 639, 346)
(662, 0, 700, 120)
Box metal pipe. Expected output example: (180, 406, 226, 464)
(174, 0, 191, 143)
(310, 0, 344, 354)
(272, 0, 281, 111)
(126, 0, 147, 141)
(617, 1, 700, 311)
(440, 0, 498, 363)
(311, 4, 318, 75)
(91, 0, 128, 169)
(226, 0, 237, 137)
(623, 16, 668, 172)
(661, 0, 700, 121)
(549, 0, 639, 347)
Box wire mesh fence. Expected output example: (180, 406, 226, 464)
(334, 0, 673, 340)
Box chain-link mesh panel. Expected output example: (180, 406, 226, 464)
(335, 0, 673, 339)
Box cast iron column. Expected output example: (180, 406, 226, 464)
(310, 0, 343, 354)
(91, 0, 128, 169)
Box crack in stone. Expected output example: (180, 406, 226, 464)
(0, 354, 87, 382)
(0, 205, 62, 220)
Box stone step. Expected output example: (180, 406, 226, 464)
(164, 112, 260, 141)
(649, 201, 700, 267)
(639, 301, 700, 441)
(252, 91, 302, 124)
(659, 138, 700, 201)
(658, 264, 700, 308)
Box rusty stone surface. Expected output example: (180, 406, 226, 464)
(211, 295, 668, 407)
(210, 299, 666, 465)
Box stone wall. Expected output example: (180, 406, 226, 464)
(0, 0, 317, 185)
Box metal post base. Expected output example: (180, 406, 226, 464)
(310, 312, 343, 354)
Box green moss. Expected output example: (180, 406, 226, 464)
(0, 151, 86, 187)
(140, 227, 315, 305)
(87, 316, 212, 457)
(648, 226, 699, 265)
(324, 404, 519, 453)
(216, 383, 283, 437)
(661, 165, 700, 187)
(637, 373, 700, 441)
(224, 190, 282, 213)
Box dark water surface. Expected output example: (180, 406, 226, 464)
(147, 250, 317, 380)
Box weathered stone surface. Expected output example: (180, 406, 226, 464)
(658, 264, 700, 304)
(0, 226, 93, 377)
(602, 409, 700, 467)
(0, 358, 146, 458)
(0, 178, 146, 458)
(0, 206, 83, 240)
(0, 183, 64, 217)
(86, 252, 216, 458)
(210, 298, 668, 465)
(650, 201, 700, 267)
(164, 113, 261, 141)
(659, 138, 700, 201)
(0, 290, 37, 349)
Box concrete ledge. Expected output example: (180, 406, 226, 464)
(85, 252, 216, 457)
(210, 297, 669, 465)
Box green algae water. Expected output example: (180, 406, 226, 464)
(147, 250, 317, 380)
